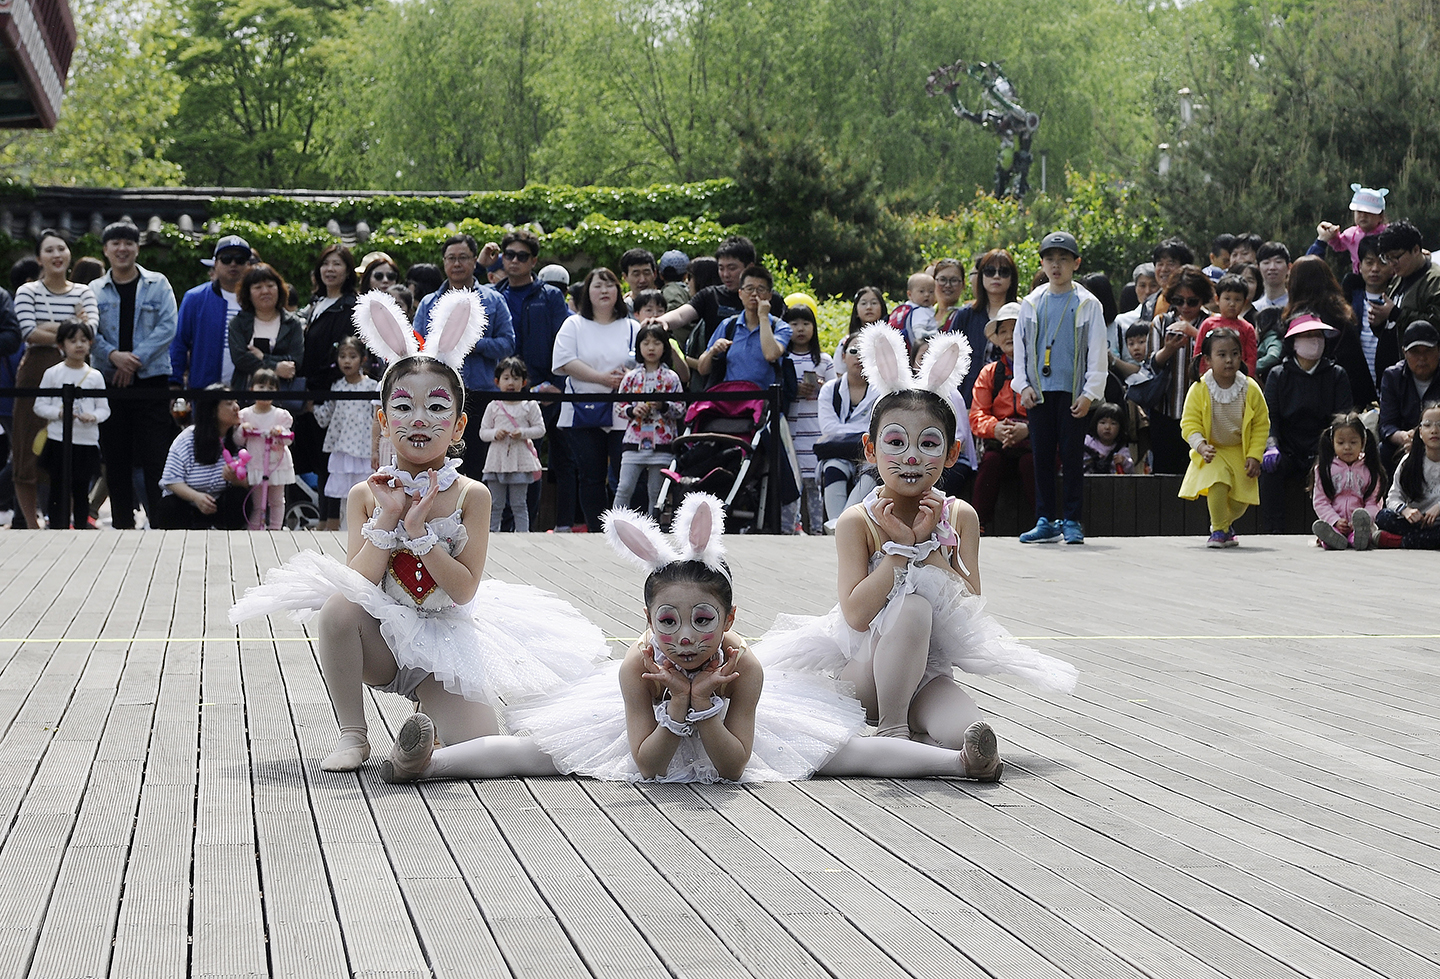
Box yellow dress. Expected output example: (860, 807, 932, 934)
(1178, 372, 1270, 506)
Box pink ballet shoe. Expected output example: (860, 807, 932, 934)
(960, 721, 1003, 782)
(380, 712, 436, 783)
(320, 732, 370, 772)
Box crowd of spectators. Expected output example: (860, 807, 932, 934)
(1, 197, 1437, 546)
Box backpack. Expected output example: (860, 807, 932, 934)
(711, 314, 798, 412)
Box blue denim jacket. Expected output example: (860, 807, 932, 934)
(90, 265, 178, 381)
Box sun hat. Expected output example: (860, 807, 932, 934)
(1348, 184, 1389, 215)
(984, 301, 1024, 341)
(1284, 313, 1338, 339)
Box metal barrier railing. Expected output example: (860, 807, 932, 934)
(0, 383, 788, 532)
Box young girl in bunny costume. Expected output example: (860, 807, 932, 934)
(756, 324, 1078, 773)
(230, 290, 609, 771)
(378, 493, 1011, 783)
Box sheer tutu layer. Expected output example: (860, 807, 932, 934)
(754, 563, 1078, 694)
(504, 661, 867, 783)
(228, 550, 611, 709)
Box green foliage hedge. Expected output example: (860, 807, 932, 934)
(209, 180, 751, 231)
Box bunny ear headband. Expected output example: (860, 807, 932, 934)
(855, 322, 972, 403)
(602, 494, 729, 582)
(353, 289, 487, 375)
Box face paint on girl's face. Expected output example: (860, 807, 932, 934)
(381, 367, 462, 465)
(647, 583, 729, 669)
(870, 408, 951, 491)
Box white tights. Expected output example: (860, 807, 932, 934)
(840, 592, 984, 747)
(315, 594, 500, 767)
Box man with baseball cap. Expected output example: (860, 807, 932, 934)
(1378, 320, 1440, 468)
(170, 234, 253, 388)
(91, 221, 178, 528)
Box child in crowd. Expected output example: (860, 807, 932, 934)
(378, 494, 1018, 783)
(780, 305, 836, 534)
(230, 291, 609, 771)
(757, 324, 1076, 764)
(238, 368, 296, 531)
(1122, 322, 1153, 468)
(1083, 402, 1133, 473)
(968, 303, 1034, 533)
(1310, 413, 1385, 550)
(887, 272, 938, 351)
(1194, 275, 1259, 376)
(835, 286, 888, 361)
(1013, 231, 1109, 545)
(631, 289, 689, 385)
(1375, 401, 1440, 549)
(1202, 233, 1236, 281)
(1179, 328, 1270, 547)
(479, 357, 545, 532)
(386, 284, 415, 320)
(33, 318, 108, 529)
(658, 250, 691, 312)
(314, 335, 381, 531)
(614, 325, 685, 515)
(1316, 185, 1388, 273)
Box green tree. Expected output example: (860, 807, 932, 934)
(168, 0, 358, 187)
(0, 0, 184, 186)
(1147, 0, 1440, 250)
(733, 129, 918, 297)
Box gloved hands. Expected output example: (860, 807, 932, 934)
(1261, 446, 1281, 474)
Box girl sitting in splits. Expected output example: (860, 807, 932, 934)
(379, 493, 1016, 783)
(230, 291, 609, 771)
(755, 324, 1079, 775)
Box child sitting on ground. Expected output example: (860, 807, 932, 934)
(1179, 328, 1270, 547)
(1310, 412, 1385, 550)
(1083, 401, 1134, 473)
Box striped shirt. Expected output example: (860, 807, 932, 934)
(161, 427, 230, 497)
(16, 280, 98, 339)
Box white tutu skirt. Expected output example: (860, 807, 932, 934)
(754, 563, 1078, 694)
(228, 550, 611, 710)
(505, 661, 867, 783)
(324, 452, 371, 499)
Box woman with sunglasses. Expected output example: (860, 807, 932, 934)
(294, 244, 361, 520)
(1146, 264, 1214, 473)
(358, 253, 401, 295)
(926, 250, 1018, 407)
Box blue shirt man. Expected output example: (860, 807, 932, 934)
(412, 234, 515, 393)
(697, 266, 790, 387)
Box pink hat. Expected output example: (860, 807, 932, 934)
(1284, 313, 1337, 339)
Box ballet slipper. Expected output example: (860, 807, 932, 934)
(959, 720, 1003, 782)
(321, 728, 371, 772)
(380, 712, 436, 783)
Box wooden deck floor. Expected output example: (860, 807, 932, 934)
(0, 528, 1435, 979)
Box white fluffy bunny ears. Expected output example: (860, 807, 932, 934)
(352, 289, 487, 380)
(855, 322, 972, 403)
(603, 494, 730, 584)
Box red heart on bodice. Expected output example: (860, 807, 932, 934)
(389, 551, 438, 604)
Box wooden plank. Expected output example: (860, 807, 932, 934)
(1084, 475, 1115, 537)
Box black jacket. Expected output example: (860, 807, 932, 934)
(301, 294, 359, 394)
(1264, 356, 1352, 461)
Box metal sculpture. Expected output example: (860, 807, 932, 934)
(926, 60, 1040, 199)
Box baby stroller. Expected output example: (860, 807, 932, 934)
(654, 381, 793, 533)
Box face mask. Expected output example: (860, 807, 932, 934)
(1293, 336, 1325, 361)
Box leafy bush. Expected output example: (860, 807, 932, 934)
(907, 170, 1165, 288)
(209, 180, 751, 231)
